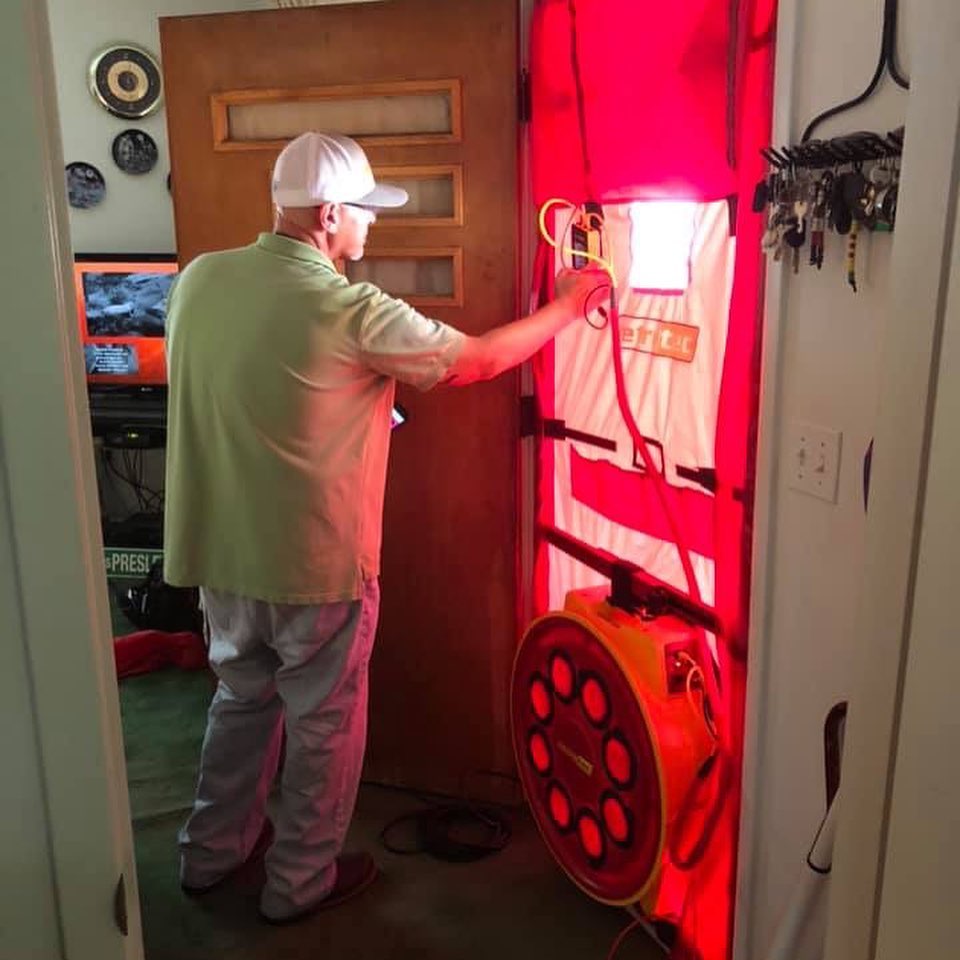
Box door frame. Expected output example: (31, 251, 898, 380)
(733, 2, 800, 956)
(1, 1, 142, 957)
(740, 2, 960, 959)
(518, 0, 538, 631)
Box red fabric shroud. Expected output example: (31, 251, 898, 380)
(675, 4, 776, 959)
(531, 0, 736, 205)
(114, 630, 208, 680)
(529, 2, 776, 958)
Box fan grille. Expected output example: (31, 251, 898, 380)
(512, 615, 664, 903)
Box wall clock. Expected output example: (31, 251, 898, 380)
(88, 44, 163, 120)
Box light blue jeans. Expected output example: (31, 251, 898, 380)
(178, 578, 380, 919)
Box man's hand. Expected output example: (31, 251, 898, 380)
(555, 267, 612, 317)
(441, 267, 613, 386)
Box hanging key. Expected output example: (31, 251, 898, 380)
(809, 181, 826, 269)
(846, 221, 860, 292)
(772, 223, 785, 263)
(831, 172, 853, 235)
(762, 208, 781, 253)
(809, 216, 825, 268)
(784, 212, 806, 274)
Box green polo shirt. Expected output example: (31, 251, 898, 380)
(163, 232, 464, 603)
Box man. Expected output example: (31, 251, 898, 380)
(164, 131, 607, 923)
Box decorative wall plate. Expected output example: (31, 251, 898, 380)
(112, 129, 158, 175)
(88, 44, 163, 120)
(65, 161, 106, 209)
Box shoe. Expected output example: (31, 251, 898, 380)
(180, 819, 274, 895)
(259, 851, 379, 924)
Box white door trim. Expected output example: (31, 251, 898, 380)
(0, 2, 142, 957)
(733, 0, 799, 956)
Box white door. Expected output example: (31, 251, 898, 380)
(0, 2, 142, 958)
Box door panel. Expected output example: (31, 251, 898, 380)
(211, 78, 462, 150)
(160, 0, 519, 795)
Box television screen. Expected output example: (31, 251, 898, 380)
(75, 256, 178, 386)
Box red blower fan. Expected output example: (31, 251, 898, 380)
(511, 586, 715, 914)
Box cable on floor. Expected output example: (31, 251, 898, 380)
(379, 803, 512, 863)
(375, 770, 519, 863)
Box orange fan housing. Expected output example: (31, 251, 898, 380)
(511, 586, 715, 914)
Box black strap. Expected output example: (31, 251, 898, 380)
(520, 397, 618, 453)
(544, 418, 617, 452)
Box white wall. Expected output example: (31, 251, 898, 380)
(739, 1, 917, 957)
(47, 0, 263, 254)
(46, 1, 383, 254)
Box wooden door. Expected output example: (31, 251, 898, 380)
(160, 0, 519, 796)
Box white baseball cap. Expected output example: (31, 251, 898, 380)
(271, 132, 408, 209)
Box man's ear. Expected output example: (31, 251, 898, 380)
(318, 202, 339, 234)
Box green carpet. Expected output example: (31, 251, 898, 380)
(112, 576, 213, 822)
(119, 669, 212, 822)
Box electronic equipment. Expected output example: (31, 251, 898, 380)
(74, 254, 178, 387)
(88, 385, 167, 439)
(570, 201, 605, 269)
(101, 424, 166, 449)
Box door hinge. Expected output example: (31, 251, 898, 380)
(114, 874, 128, 936)
(520, 394, 537, 438)
(519, 68, 532, 123)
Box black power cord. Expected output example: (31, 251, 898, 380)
(380, 802, 512, 863)
(103, 447, 163, 514)
(567, 0, 595, 201)
(376, 772, 519, 864)
(802, 0, 910, 143)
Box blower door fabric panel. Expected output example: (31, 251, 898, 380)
(531, 0, 735, 205)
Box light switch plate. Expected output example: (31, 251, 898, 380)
(786, 420, 842, 502)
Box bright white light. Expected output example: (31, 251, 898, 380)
(628, 201, 699, 293)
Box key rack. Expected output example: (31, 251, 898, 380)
(755, 129, 904, 291)
(761, 128, 903, 173)
(756, 0, 908, 290)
